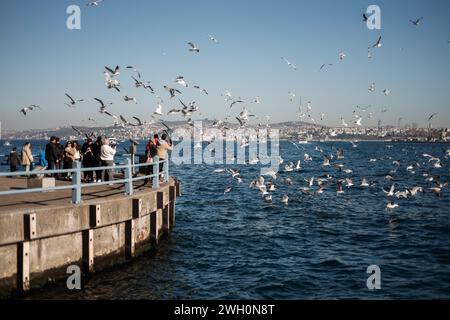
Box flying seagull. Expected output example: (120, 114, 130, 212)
(428, 112, 439, 122)
(19, 105, 40, 115)
(193, 85, 208, 95)
(339, 52, 346, 60)
(65, 93, 83, 108)
(87, 0, 103, 6)
(164, 85, 182, 99)
(410, 17, 424, 26)
(123, 96, 137, 104)
(319, 63, 333, 71)
(281, 57, 297, 70)
(369, 36, 382, 49)
(94, 98, 111, 114)
(104, 65, 120, 77)
(175, 76, 188, 87)
(187, 42, 199, 53)
(208, 34, 219, 44)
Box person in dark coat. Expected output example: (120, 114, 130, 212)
(92, 136, 103, 182)
(45, 136, 58, 175)
(8, 147, 20, 172)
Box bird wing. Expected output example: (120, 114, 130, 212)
(65, 93, 75, 104)
(105, 66, 115, 74)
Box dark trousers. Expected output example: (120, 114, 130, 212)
(95, 160, 103, 181)
(159, 160, 165, 179)
(102, 160, 114, 182)
(10, 165, 17, 172)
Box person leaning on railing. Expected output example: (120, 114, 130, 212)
(144, 134, 158, 185)
(156, 133, 172, 182)
(8, 147, 20, 173)
(100, 138, 116, 183)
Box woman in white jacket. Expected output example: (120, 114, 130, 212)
(100, 138, 116, 182)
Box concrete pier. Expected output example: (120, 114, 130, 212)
(0, 176, 181, 298)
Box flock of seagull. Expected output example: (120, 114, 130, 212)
(219, 142, 449, 210)
(14, 4, 449, 210)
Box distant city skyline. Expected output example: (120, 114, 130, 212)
(0, 0, 449, 131)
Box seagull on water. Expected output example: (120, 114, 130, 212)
(386, 202, 399, 210)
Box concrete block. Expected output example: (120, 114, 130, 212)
(27, 177, 55, 190)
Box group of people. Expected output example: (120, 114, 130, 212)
(6, 133, 173, 185)
(44, 136, 117, 183)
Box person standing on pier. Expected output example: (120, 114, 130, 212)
(156, 133, 172, 181)
(55, 137, 64, 179)
(21, 142, 34, 176)
(93, 136, 103, 182)
(144, 134, 158, 185)
(45, 136, 58, 175)
(100, 138, 116, 183)
(8, 147, 20, 172)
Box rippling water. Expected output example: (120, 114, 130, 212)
(1, 140, 450, 299)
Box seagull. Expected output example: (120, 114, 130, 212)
(339, 52, 347, 60)
(363, 13, 369, 22)
(154, 103, 163, 116)
(410, 17, 424, 26)
(104, 65, 120, 77)
(187, 42, 199, 53)
(341, 117, 348, 127)
(193, 85, 208, 95)
(164, 86, 182, 99)
(281, 195, 289, 204)
(230, 99, 244, 109)
(223, 187, 232, 194)
(253, 96, 261, 104)
(428, 112, 439, 122)
(288, 91, 295, 102)
(383, 184, 396, 197)
(383, 89, 391, 96)
(94, 98, 111, 114)
(319, 63, 333, 71)
(175, 76, 188, 87)
(132, 116, 143, 126)
(208, 34, 219, 43)
(126, 66, 141, 78)
(355, 117, 363, 126)
(369, 83, 376, 92)
(281, 57, 297, 70)
(123, 96, 137, 104)
(386, 202, 399, 210)
(104, 72, 120, 91)
(369, 36, 382, 49)
(65, 93, 83, 107)
(87, 0, 103, 6)
(19, 105, 40, 115)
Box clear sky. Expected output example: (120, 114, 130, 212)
(0, 0, 449, 130)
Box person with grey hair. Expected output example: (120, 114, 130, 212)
(100, 138, 116, 183)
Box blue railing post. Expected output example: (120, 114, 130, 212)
(153, 156, 159, 188)
(125, 157, 133, 196)
(164, 159, 169, 182)
(72, 161, 82, 204)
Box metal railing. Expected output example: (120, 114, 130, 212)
(0, 156, 169, 204)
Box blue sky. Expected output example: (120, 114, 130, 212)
(0, 0, 449, 130)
